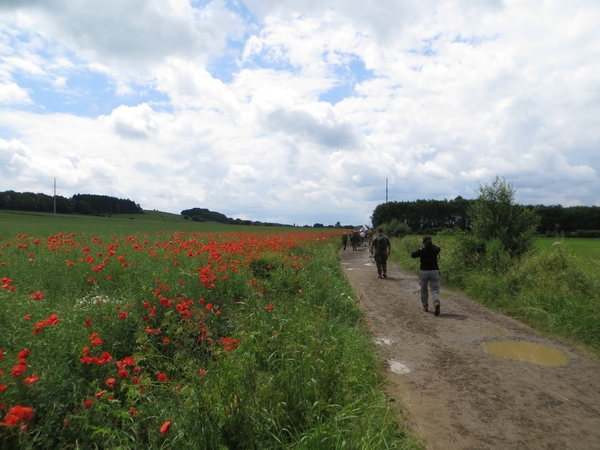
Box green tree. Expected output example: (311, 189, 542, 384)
(469, 175, 539, 257)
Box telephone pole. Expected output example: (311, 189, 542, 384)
(385, 178, 388, 203)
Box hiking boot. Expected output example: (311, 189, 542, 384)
(378, 274, 383, 279)
(423, 305, 429, 312)
(382, 272, 387, 278)
(434, 302, 440, 316)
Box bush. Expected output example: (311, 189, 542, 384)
(381, 219, 412, 238)
(468, 175, 540, 257)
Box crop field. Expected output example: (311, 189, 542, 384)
(0, 213, 414, 449)
(534, 237, 600, 261)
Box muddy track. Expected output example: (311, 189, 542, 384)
(340, 246, 600, 450)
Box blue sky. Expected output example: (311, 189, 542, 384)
(1, 0, 599, 226)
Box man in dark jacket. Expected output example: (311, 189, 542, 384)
(411, 235, 441, 315)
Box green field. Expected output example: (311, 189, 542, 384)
(0, 210, 301, 236)
(534, 237, 600, 261)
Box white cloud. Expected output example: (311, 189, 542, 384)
(0, 0, 599, 226)
(0, 82, 32, 104)
(107, 103, 159, 139)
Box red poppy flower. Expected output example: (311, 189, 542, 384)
(32, 321, 47, 335)
(47, 314, 60, 326)
(22, 314, 32, 320)
(85, 317, 92, 328)
(160, 421, 171, 435)
(0, 405, 33, 427)
(99, 352, 112, 364)
(24, 372, 39, 385)
(29, 291, 45, 301)
(94, 390, 106, 399)
(132, 376, 139, 385)
(118, 369, 129, 379)
(130, 407, 138, 416)
(83, 398, 93, 408)
(17, 349, 30, 360)
(123, 356, 135, 366)
(199, 369, 207, 377)
(0, 384, 6, 392)
(266, 303, 273, 311)
(118, 311, 129, 320)
(157, 372, 168, 382)
(106, 378, 116, 388)
(91, 337, 103, 346)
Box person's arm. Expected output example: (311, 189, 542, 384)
(387, 240, 391, 255)
(411, 248, 421, 258)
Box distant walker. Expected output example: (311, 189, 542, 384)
(369, 228, 391, 278)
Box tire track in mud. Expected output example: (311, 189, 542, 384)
(341, 246, 600, 450)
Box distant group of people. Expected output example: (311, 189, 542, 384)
(341, 228, 442, 317)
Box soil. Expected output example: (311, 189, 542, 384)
(340, 246, 600, 450)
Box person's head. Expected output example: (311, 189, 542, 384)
(378, 228, 383, 234)
(423, 235, 432, 247)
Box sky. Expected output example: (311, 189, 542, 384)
(0, 0, 599, 227)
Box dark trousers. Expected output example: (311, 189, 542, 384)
(374, 253, 388, 275)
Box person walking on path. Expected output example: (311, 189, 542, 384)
(341, 232, 348, 250)
(411, 235, 441, 315)
(369, 228, 391, 278)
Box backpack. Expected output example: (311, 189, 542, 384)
(375, 235, 388, 252)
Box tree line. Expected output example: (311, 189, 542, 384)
(372, 197, 600, 236)
(180, 207, 289, 227)
(0, 191, 142, 216)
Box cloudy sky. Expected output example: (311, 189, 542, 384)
(1, 0, 598, 226)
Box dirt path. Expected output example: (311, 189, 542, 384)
(340, 246, 600, 450)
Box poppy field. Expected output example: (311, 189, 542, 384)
(0, 219, 414, 449)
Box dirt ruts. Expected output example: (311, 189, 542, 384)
(341, 246, 600, 450)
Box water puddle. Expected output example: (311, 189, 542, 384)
(388, 360, 410, 374)
(482, 341, 568, 367)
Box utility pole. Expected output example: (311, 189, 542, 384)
(386, 178, 388, 203)
(53, 177, 57, 215)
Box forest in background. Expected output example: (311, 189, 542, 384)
(372, 197, 600, 237)
(0, 191, 142, 216)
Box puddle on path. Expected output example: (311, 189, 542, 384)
(388, 360, 411, 374)
(482, 341, 568, 367)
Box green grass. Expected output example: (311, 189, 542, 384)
(534, 237, 600, 260)
(0, 212, 421, 449)
(0, 210, 302, 237)
(392, 235, 600, 357)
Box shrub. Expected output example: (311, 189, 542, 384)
(468, 175, 540, 257)
(381, 219, 412, 238)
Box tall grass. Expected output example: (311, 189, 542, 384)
(394, 236, 600, 357)
(0, 217, 420, 449)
